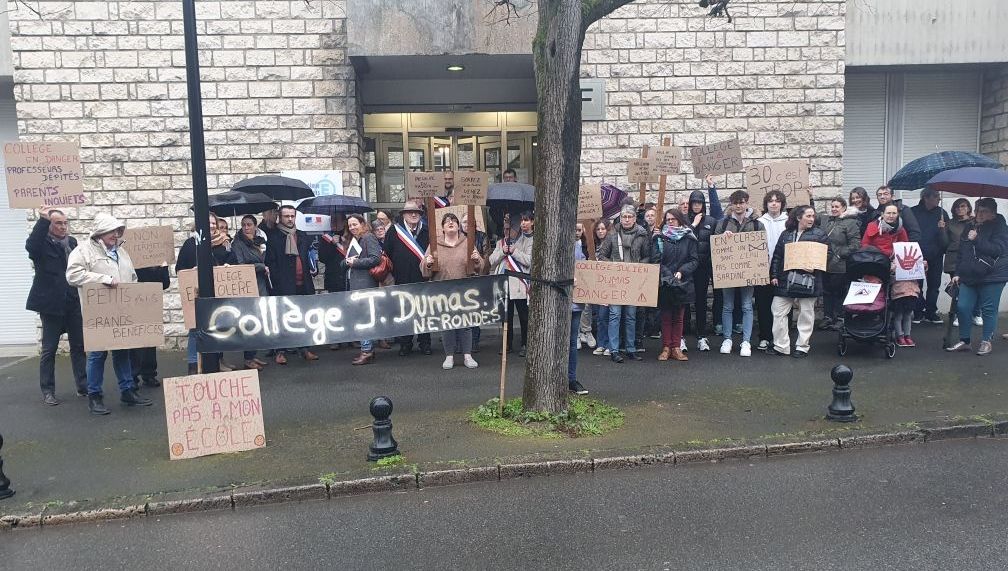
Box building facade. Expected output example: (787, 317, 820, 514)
(2, 0, 1006, 350)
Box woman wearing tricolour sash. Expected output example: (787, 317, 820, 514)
(489, 210, 534, 356)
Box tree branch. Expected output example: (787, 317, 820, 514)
(581, 0, 637, 28)
(486, 0, 536, 26)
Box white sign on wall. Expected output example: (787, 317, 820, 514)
(281, 170, 344, 233)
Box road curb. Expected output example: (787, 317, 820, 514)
(1, 422, 1000, 531)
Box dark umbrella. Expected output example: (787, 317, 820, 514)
(296, 194, 374, 215)
(887, 151, 1001, 190)
(925, 167, 1008, 199)
(231, 175, 314, 201)
(601, 183, 629, 219)
(487, 182, 535, 228)
(205, 191, 277, 217)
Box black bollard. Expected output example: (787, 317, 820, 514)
(367, 396, 399, 461)
(826, 364, 858, 423)
(0, 432, 14, 500)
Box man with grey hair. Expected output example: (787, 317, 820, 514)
(597, 204, 651, 362)
(911, 187, 950, 323)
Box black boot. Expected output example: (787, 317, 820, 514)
(398, 344, 412, 357)
(88, 394, 110, 416)
(121, 389, 153, 407)
(187, 362, 198, 375)
(140, 375, 161, 388)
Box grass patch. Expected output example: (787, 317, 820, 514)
(469, 397, 624, 439)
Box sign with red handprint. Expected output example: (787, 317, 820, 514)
(894, 242, 925, 281)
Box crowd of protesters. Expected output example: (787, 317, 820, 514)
(24, 165, 1008, 412)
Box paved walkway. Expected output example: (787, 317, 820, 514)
(1, 320, 1006, 514)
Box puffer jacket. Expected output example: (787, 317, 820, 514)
(651, 228, 698, 306)
(943, 217, 973, 274)
(688, 190, 717, 259)
(598, 223, 650, 264)
(66, 213, 138, 287)
(489, 232, 533, 301)
(770, 226, 829, 298)
(757, 211, 788, 266)
(823, 214, 861, 274)
(956, 214, 1008, 286)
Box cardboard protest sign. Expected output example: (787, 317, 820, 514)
(783, 242, 828, 272)
(406, 171, 446, 200)
(573, 260, 659, 307)
(745, 160, 811, 207)
(454, 171, 489, 206)
(163, 370, 266, 460)
(81, 282, 164, 351)
(844, 281, 882, 305)
(178, 265, 259, 329)
(3, 141, 85, 208)
(121, 225, 175, 269)
(196, 275, 508, 352)
(434, 204, 486, 238)
(711, 232, 770, 289)
(577, 184, 603, 220)
(690, 138, 743, 179)
(894, 242, 925, 281)
(651, 145, 683, 176)
(627, 158, 658, 184)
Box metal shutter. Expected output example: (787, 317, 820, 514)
(843, 73, 888, 193)
(901, 70, 981, 165)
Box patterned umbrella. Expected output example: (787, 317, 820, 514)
(925, 167, 1008, 199)
(887, 151, 1001, 190)
(600, 183, 629, 219)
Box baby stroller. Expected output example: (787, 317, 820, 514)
(838, 247, 897, 359)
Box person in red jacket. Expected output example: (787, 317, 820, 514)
(861, 204, 908, 257)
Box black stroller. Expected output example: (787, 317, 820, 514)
(838, 247, 897, 359)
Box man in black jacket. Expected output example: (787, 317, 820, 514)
(26, 206, 86, 405)
(876, 185, 921, 241)
(264, 205, 318, 363)
(383, 200, 432, 355)
(131, 265, 170, 388)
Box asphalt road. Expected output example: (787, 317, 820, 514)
(3, 438, 1007, 570)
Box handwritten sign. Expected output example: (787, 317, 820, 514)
(745, 160, 811, 207)
(783, 242, 828, 272)
(454, 171, 489, 206)
(407, 171, 446, 200)
(573, 260, 659, 307)
(121, 225, 175, 269)
(627, 158, 658, 184)
(434, 204, 486, 238)
(3, 141, 85, 208)
(711, 232, 770, 289)
(651, 145, 683, 176)
(690, 138, 743, 179)
(81, 282, 164, 351)
(844, 281, 882, 305)
(894, 242, 925, 281)
(163, 370, 266, 460)
(178, 265, 258, 329)
(577, 184, 603, 220)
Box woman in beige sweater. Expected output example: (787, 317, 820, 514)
(421, 212, 485, 369)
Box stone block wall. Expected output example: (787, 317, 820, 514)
(981, 63, 1008, 166)
(580, 0, 846, 207)
(8, 0, 361, 346)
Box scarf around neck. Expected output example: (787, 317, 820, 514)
(276, 224, 299, 256)
(878, 217, 900, 235)
(662, 225, 689, 241)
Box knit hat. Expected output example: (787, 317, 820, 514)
(90, 212, 126, 239)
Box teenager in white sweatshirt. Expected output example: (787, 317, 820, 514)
(755, 191, 789, 351)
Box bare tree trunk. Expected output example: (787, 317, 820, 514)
(522, 0, 587, 413)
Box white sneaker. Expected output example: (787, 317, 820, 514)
(974, 316, 984, 326)
(720, 338, 732, 354)
(592, 347, 606, 356)
(576, 337, 582, 350)
(680, 338, 688, 352)
(463, 354, 478, 368)
(442, 356, 454, 369)
(740, 341, 752, 357)
(603, 349, 611, 356)
(582, 332, 596, 349)
(757, 340, 769, 351)
(698, 337, 711, 352)
(953, 317, 959, 327)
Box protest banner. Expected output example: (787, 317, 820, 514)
(81, 282, 164, 351)
(3, 141, 86, 208)
(651, 145, 683, 176)
(783, 242, 828, 272)
(711, 232, 770, 289)
(406, 171, 445, 200)
(178, 264, 258, 329)
(454, 171, 489, 206)
(434, 205, 486, 237)
(627, 157, 658, 184)
(844, 281, 882, 305)
(894, 242, 925, 281)
(690, 138, 743, 179)
(572, 260, 659, 307)
(163, 370, 266, 460)
(577, 184, 603, 220)
(196, 274, 508, 352)
(121, 225, 175, 269)
(744, 160, 811, 207)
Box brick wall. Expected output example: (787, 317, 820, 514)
(8, 1, 361, 347)
(981, 63, 1008, 167)
(580, 0, 846, 206)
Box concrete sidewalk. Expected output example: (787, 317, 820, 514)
(1, 321, 1006, 517)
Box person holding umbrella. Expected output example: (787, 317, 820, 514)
(384, 201, 433, 356)
(264, 205, 319, 364)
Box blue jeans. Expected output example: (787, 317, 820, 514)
(569, 310, 581, 383)
(187, 329, 199, 364)
(595, 305, 610, 350)
(957, 281, 1006, 342)
(361, 339, 373, 352)
(608, 305, 636, 353)
(722, 286, 754, 343)
(87, 350, 134, 396)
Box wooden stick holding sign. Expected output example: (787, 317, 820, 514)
(638, 145, 649, 205)
(407, 171, 445, 273)
(455, 171, 489, 275)
(498, 213, 513, 417)
(577, 183, 604, 261)
(652, 137, 678, 216)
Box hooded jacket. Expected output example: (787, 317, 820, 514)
(757, 210, 788, 266)
(489, 232, 533, 301)
(910, 201, 950, 260)
(823, 213, 861, 274)
(943, 216, 974, 274)
(66, 214, 138, 287)
(956, 214, 1008, 286)
(688, 190, 717, 259)
(26, 217, 80, 315)
(598, 222, 651, 264)
(651, 227, 699, 306)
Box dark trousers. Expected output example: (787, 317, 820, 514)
(39, 311, 87, 395)
(754, 284, 775, 343)
(506, 299, 529, 351)
(823, 273, 849, 321)
(919, 256, 944, 318)
(130, 346, 158, 380)
(396, 333, 431, 350)
(691, 257, 713, 337)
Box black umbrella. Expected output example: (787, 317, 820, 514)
(231, 175, 313, 201)
(204, 191, 277, 217)
(487, 182, 535, 228)
(296, 194, 374, 215)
